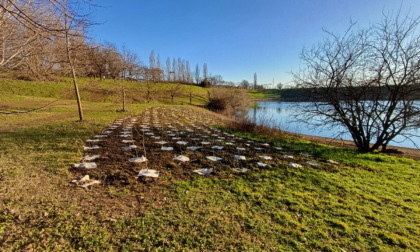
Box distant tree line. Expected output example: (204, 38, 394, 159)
(0, 0, 275, 91)
(0, 1, 220, 86)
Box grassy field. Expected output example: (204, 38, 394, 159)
(0, 76, 419, 250)
(247, 89, 282, 99)
(0, 74, 210, 105)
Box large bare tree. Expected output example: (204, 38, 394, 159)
(1, 1, 46, 69)
(0, 0, 93, 120)
(86, 43, 109, 79)
(294, 14, 420, 151)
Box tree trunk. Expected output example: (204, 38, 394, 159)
(147, 78, 150, 103)
(121, 82, 126, 112)
(65, 30, 83, 121)
(70, 62, 83, 121)
(189, 85, 192, 104)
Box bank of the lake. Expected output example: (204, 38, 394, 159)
(248, 101, 420, 150)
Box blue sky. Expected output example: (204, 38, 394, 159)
(89, 0, 420, 86)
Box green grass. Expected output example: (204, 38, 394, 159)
(0, 76, 210, 105)
(247, 89, 282, 99)
(0, 75, 419, 250)
(1, 107, 419, 250)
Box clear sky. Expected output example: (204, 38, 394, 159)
(88, 0, 420, 86)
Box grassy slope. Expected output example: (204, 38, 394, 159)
(0, 75, 209, 105)
(0, 77, 419, 250)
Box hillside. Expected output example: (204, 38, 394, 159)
(0, 74, 210, 107)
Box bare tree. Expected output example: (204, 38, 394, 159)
(208, 75, 217, 86)
(157, 53, 163, 81)
(203, 63, 208, 80)
(86, 43, 106, 79)
(141, 67, 153, 103)
(294, 14, 420, 151)
(0, 1, 76, 79)
(172, 58, 177, 82)
(18, 34, 58, 79)
(141, 67, 162, 103)
(149, 49, 155, 69)
(178, 57, 183, 82)
(119, 46, 140, 111)
(214, 74, 223, 86)
(194, 64, 200, 84)
(186, 60, 191, 83)
(168, 83, 183, 104)
(0, 0, 54, 70)
(61, 0, 90, 121)
(0, 0, 94, 120)
(182, 59, 187, 82)
(101, 42, 123, 80)
(240, 80, 250, 89)
(166, 57, 171, 81)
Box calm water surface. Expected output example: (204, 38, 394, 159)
(248, 101, 420, 149)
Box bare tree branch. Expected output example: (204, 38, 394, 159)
(294, 13, 420, 151)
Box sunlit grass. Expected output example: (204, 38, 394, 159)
(247, 89, 282, 99)
(0, 76, 210, 105)
(0, 76, 419, 250)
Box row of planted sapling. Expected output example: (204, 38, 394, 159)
(71, 107, 340, 188)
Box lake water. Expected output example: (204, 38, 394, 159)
(248, 101, 420, 149)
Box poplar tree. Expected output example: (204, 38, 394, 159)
(166, 57, 171, 81)
(195, 64, 200, 84)
(254, 73, 257, 89)
(149, 50, 155, 69)
(203, 63, 208, 80)
(172, 58, 177, 81)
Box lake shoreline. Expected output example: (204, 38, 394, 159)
(283, 130, 420, 160)
(250, 100, 420, 150)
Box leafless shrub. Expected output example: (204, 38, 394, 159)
(206, 86, 251, 116)
(227, 114, 284, 137)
